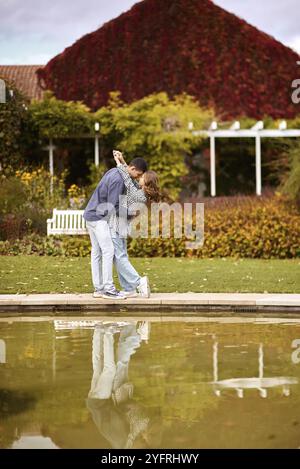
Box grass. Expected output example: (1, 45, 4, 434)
(0, 256, 299, 294)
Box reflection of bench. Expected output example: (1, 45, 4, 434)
(47, 209, 87, 235)
(54, 320, 150, 342)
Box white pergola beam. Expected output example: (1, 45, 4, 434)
(193, 129, 300, 138)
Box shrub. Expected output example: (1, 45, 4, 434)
(1, 194, 299, 258)
(0, 165, 72, 238)
(266, 140, 300, 207)
(281, 142, 300, 207)
(0, 176, 26, 215)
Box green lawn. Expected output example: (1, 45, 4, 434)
(0, 256, 299, 294)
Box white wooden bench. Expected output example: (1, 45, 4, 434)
(47, 209, 88, 235)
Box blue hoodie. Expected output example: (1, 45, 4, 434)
(83, 168, 125, 222)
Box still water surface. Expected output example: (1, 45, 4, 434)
(1, 317, 300, 449)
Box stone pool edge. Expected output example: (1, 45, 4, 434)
(0, 293, 300, 316)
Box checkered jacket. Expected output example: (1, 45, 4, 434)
(109, 164, 147, 235)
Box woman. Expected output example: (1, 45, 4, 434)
(110, 151, 160, 298)
(113, 150, 159, 205)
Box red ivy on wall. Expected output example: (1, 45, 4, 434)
(37, 0, 300, 119)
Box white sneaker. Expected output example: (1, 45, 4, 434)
(102, 290, 126, 300)
(119, 290, 138, 298)
(137, 276, 151, 298)
(93, 291, 104, 298)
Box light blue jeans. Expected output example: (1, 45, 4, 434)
(112, 233, 141, 292)
(88, 323, 142, 400)
(86, 220, 115, 292)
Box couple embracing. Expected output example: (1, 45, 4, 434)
(83, 151, 159, 300)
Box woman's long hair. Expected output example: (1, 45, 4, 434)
(142, 170, 160, 203)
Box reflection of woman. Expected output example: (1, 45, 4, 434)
(87, 321, 158, 449)
(87, 394, 151, 449)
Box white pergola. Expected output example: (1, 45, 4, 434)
(44, 122, 101, 194)
(191, 120, 300, 197)
(44, 120, 300, 196)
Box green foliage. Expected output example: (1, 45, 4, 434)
(0, 165, 69, 239)
(266, 139, 300, 206)
(280, 141, 300, 205)
(25, 91, 213, 198)
(28, 91, 94, 138)
(0, 79, 28, 167)
(85, 161, 107, 197)
(15, 166, 68, 211)
(95, 92, 214, 199)
(0, 176, 26, 215)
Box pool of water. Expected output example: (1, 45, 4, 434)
(1, 316, 300, 449)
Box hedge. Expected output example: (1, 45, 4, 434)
(1, 195, 299, 259)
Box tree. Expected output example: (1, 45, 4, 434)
(28, 91, 94, 138)
(95, 92, 214, 199)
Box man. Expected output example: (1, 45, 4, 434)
(83, 157, 150, 299)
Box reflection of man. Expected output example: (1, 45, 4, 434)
(87, 321, 157, 449)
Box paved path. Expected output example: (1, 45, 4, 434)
(0, 293, 299, 314)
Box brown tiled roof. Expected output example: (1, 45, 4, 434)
(0, 65, 44, 101)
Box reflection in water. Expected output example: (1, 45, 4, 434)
(86, 321, 160, 449)
(210, 339, 298, 398)
(1, 318, 300, 449)
(11, 435, 59, 449)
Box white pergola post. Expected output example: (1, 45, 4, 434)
(94, 135, 100, 167)
(251, 121, 264, 197)
(255, 135, 262, 196)
(94, 122, 100, 167)
(210, 135, 216, 197)
(49, 138, 54, 195)
(209, 121, 218, 197)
